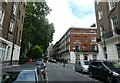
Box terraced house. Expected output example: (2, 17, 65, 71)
(95, 0, 120, 61)
(53, 27, 98, 63)
(0, 1, 25, 66)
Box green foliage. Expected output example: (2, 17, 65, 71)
(20, 1, 55, 57)
(26, 45, 43, 59)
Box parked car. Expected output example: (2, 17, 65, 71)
(75, 60, 89, 73)
(2, 63, 43, 83)
(89, 60, 120, 83)
(36, 61, 46, 79)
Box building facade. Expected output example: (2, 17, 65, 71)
(0, 1, 25, 65)
(95, 0, 120, 61)
(53, 28, 98, 63)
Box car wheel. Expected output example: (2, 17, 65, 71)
(81, 69, 83, 74)
(75, 67, 77, 72)
(107, 76, 113, 83)
(89, 71, 93, 78)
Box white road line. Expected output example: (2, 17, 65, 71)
(45, 70, 49, 82)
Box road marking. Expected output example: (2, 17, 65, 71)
(45, 69, 48, 83)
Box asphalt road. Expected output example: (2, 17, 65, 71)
(45, 62, 104, 83)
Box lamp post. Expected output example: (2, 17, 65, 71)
(102, 26, 108, 60)
(10, 2, 18, 65)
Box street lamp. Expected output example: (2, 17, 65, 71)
(102, 26, 108, 60)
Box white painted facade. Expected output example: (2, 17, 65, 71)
(97, 35, 120, 61)
(0, 37, 20, 62)
(67, 51, 97, 63)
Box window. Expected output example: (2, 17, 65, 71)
(91, 37, 96, 42)
(111, 16, 118, 35)
(19, 30, 22, 43)
(112, 16, 118, 29)
(98, 10, 103, 20)
(12, 2, 17, 15)
(108, 0, 116, 10)
(9, 19, 15, 33)
(18, 10, 21, 20)
(0, 9, 4, 29)
(0, 44, 7, 61)
(92, 44, 97, 51)
(0, 10, 2, 20)
(99, 26, 104, 40)
(75, 45, 80, 52)
(96, 0, 101, 4)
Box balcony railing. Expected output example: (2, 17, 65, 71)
(105, 30, 113, 39)
(115, 28, 120, 35)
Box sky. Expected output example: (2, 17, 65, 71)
(45, 0, 96, 44)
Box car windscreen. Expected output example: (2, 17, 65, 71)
(103, 62, 120, 69)
(15, 71, 36, 81)
(81, 61, 89, 65)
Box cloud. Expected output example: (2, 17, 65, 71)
(46, 0, 96, 44)
(68, 0, 95, 19)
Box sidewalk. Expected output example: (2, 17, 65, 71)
(0, 64, 20, 69)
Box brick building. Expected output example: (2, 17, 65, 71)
(95, 0, 120, 60)
(0, 1, 25, 65)
(53, 27, 98, 63)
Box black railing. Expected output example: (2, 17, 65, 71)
(105, 30, 113, 39)
(115, 28, 120, 35)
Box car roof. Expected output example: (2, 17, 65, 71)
(89, 60, 116, 63)
(76, 60, 89, 62)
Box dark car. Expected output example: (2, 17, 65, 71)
(89, 60, 120, 83)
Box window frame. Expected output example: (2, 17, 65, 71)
(0, 9, 5, 29)
(108, 0, 116, 11)
(111, 16, 118, 35)
(98, 10, 103, 20)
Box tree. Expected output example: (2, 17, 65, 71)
(26, 45, 43, 59)
(20, 1, 55, 58)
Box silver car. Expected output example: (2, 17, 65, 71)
(75, 60, 89, 73)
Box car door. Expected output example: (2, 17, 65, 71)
(96, 62, 108, 80)
(75, 61, 78, 70)
(78, 61, 81, 71)
(90, 62, 98, 77)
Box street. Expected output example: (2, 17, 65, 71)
(1, 62, 105, 83)
(45, 62, 103, 83)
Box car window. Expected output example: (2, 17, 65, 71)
(81, 61, 89, 65)
(90, 62, 97, 66)
(2, 72, 20, 82)
(97, 62, 104, 67)
(75, 61, 79, 64)
(104, 62, 120, 69)
(15, 71, 36, 81)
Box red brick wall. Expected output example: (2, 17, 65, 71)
(69, 28, 97, 52)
